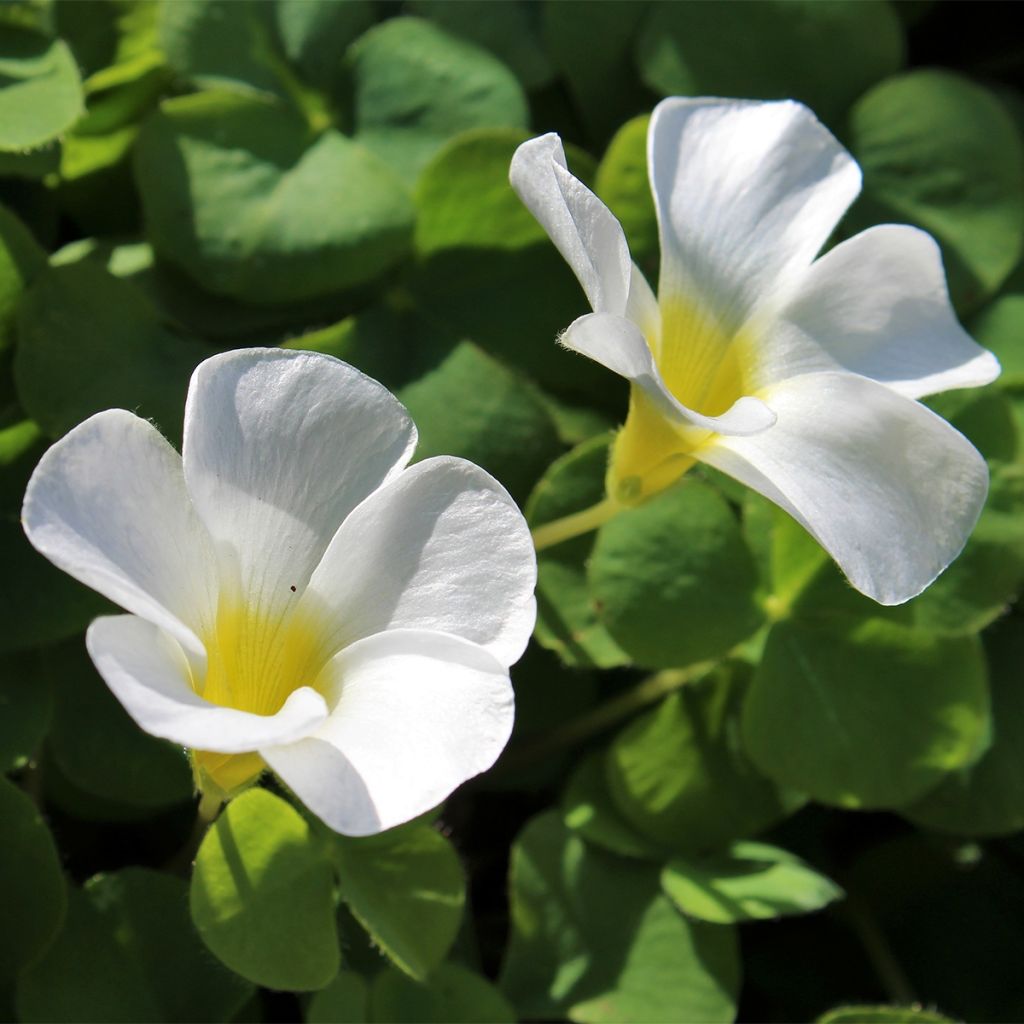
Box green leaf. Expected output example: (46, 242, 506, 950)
(0, 519, 110, 655)
(661, 840, 844, 924)
(742, 617, 991, 809)
(0, 201, 46, 350)
(847, 70, 1024, 312)
(499, 812, 740, 1023)
(525, 433, 630, 668)
(0, 24, 84, 151)
(0, 777, 65, 984)
(408, 0, 554, 91)
(904, 615, 1024, 836)
(398, 339, 562, 503)
(19, 869, 253, 1022)
(562, 752, 665, 860)
(589, 478, 763, 669)
(332, 821, 465, 981)
(414, 128, 545, 254)
(542, 0, 651, 145)
(594, 115, 658, 275)
(0, 650, 52, 773)
(134, 91, 414, 304)
(190, 788, 340, 991)
(370, 964, 516, 1024)
(606, 663, 800, 854)
(158, 0, 285, 97)
(971, 292, 1024, 391)
(906, 461, 1024, 635)
(307, 970, 371, 1024)
(348, 17, 528, 187)
(635, 0, 903, 127)
(15, 261, 209, 442)
(818, 1008, 953, 1024)
(409, 131, 616, 405)
(45, 640, 193, 810)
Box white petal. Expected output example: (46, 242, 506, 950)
(700, 372, 989, 605)
(300, 458, 537, 665)
(649, 98, 861, 333)
(510, 133, 634, 315)
(182, 349, 417, 619)
(87, 615, 329, 752)
(262, 630, 514, 836)
(22, 409, 216, 658)
(563, 312, 776, 436)
(757, 225, 1001, 398)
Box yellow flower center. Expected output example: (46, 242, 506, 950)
(608, 295, 754, 504)
(190, 594, 329, 797)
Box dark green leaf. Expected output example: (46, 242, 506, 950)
(847, 71, 1024, 312)
(636, 1, 903, 126)
(607, 663, 800, 854)
(500, 812, 740, 1023)
(332, 821, 465, 981)
(742, 617, 991, 808)
(307, 970, 370, 1024)
(0, 777, 65, 984)
(0, 649, 52, 773)
(370, 964, 516, 1024)
(588, 478, 763, 668)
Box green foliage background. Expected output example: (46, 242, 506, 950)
(3, 1, 1024, 1021)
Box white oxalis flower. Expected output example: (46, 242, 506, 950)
(22, 349, 537, 835)
(511, 97, 1000, 606)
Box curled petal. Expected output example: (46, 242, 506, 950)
(700, 372, 990, 605)
(263, 630, 514, 836)
(87, 615, 329, 753)
(510, 132, 635, 316)
(758, 224, 1001, 397)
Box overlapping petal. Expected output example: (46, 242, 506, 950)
(300, 457, 536, 665)
(700, 372, 989, 605)
(755, 225, 1001, 397)
(22, 409, 217, 658)
(182, 348, 417, 620)
(563, 312, 776, 437)
(262, 629, 514, 836)
(87, 615, 329, 752)
(649, 98, 861, 334)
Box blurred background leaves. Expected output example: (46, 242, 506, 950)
(3, 1, 1024, 1021)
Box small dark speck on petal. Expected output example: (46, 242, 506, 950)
(289, 585, 297, 593)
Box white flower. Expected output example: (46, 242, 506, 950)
(510, 97, 1000, 606)
(22, 349, 537, 835)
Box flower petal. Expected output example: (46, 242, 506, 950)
(510, 132, 637, 317)
(563, 312, 776, 436)
(300, 457, 537, 665)
(756, 225, 1001, 398)
(22, 409, 216, 658)
(649, 98, 861, 333)
(699, 372, 989, 605)
(262, 629, 514, 836)
(182, 349, 417, 618)
(87, 615, 328, 753)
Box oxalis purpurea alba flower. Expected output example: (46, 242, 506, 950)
(22, 349, 537, 835)
(511, 97, 1000, 606)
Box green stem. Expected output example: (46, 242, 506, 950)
(532, 497, 621, 552)
(163, 793, 222, 876)
(498, 662, 714, 774)
(843, 897, 918, 1006)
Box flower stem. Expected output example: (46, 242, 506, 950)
(499, 661, 714, 774)
(163, 793, 222, 876)
(842, 897, 918, 1006)
(531, 497, 621, 552)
